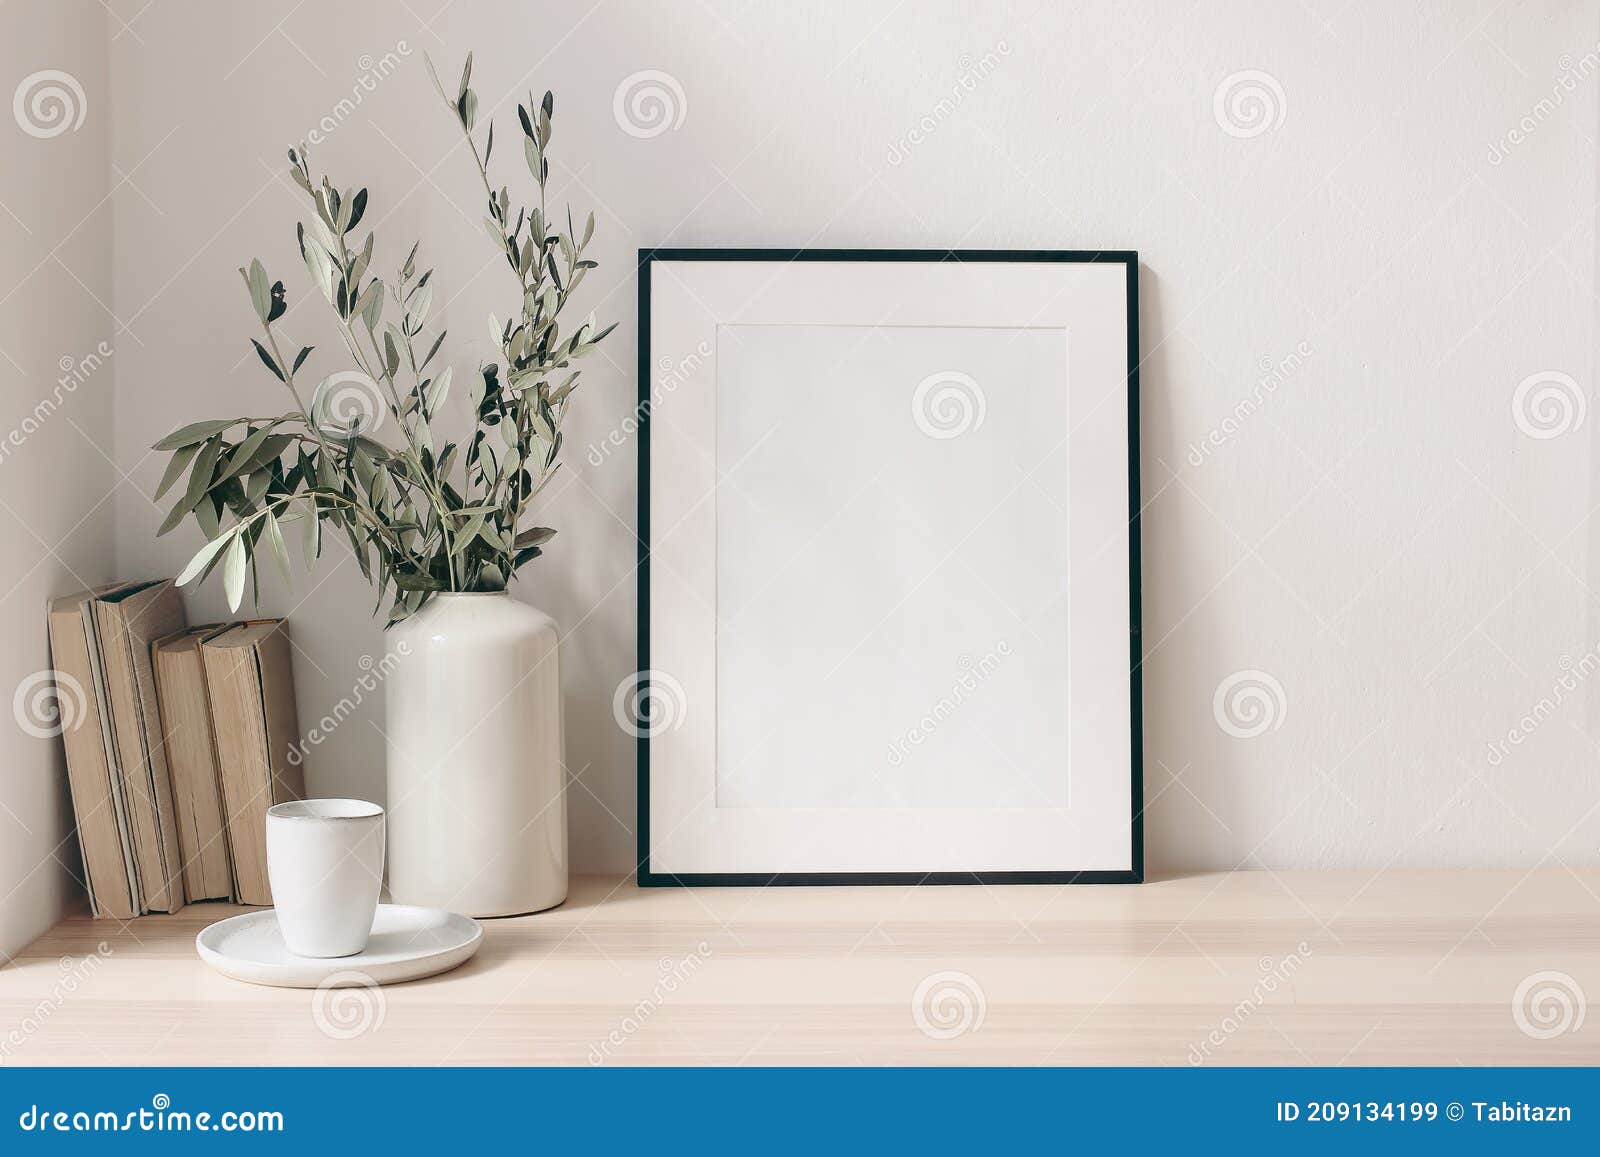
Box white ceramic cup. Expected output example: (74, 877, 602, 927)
(265, 798, 385, 958)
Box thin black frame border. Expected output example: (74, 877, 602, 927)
(636, 248, 1142, 887)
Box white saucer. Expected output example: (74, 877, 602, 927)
(196, 904, 483, 988)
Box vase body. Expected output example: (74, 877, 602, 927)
(384, 592, 567, 916)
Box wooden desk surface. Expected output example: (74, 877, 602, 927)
(2, 870, 1597, 1065)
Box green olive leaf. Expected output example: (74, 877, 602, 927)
(264, 510, 292, 586)
(245, 259, 272, 323)
(153, 418, 238, 452)
(154, 442, 201, 500)
(222, 533, 248, 611)
(176, 529, 236, 587)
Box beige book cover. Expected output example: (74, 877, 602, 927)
(79, 595, 142, 912)
(152, 626, 234, 902)
(202, 620, 305, 905)
(45, 585, 140, 920)
(93, 580, 188, 913)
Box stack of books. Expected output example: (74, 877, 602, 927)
(46, 581, 305, 917)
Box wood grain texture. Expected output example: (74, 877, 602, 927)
(2, 870, 1597, 1065)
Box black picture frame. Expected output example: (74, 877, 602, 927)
(636, 248, 1142, 887)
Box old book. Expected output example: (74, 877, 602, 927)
(45, 585, 140, 920)
(93, 580, 188, 914)
(152, 626, 234, 902)
(80, 590, 143, 913)
(202, 620, 305, 905)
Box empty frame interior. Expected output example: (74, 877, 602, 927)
(715, 323, 1072, 811)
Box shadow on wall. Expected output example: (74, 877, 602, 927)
(1133, 264, 1241, 876)
(1589, 357, 1600, 737)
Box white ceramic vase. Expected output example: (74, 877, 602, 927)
(384, 592, 567, 917)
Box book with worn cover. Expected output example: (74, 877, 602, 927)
(152, 626, 235, 902)
(92, 580, 188, 913)
(45, 585, 140, 920)
(201, 620, 305, 905)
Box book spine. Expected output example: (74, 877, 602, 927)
(47, 605, 136, 920)
(94, 601, 173, 913)
(82, 601, 143, 917)
(204, 635, 272, 904)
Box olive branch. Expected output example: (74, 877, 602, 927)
(153, 52, 614, 622)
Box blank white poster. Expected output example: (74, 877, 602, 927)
(714, 323, 1072, 810)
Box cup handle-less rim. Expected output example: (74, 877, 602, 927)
(268, 798, 385, 822)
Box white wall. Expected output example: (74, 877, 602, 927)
(0, 0, 114, 957)
(83, 0, 1600, 876)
